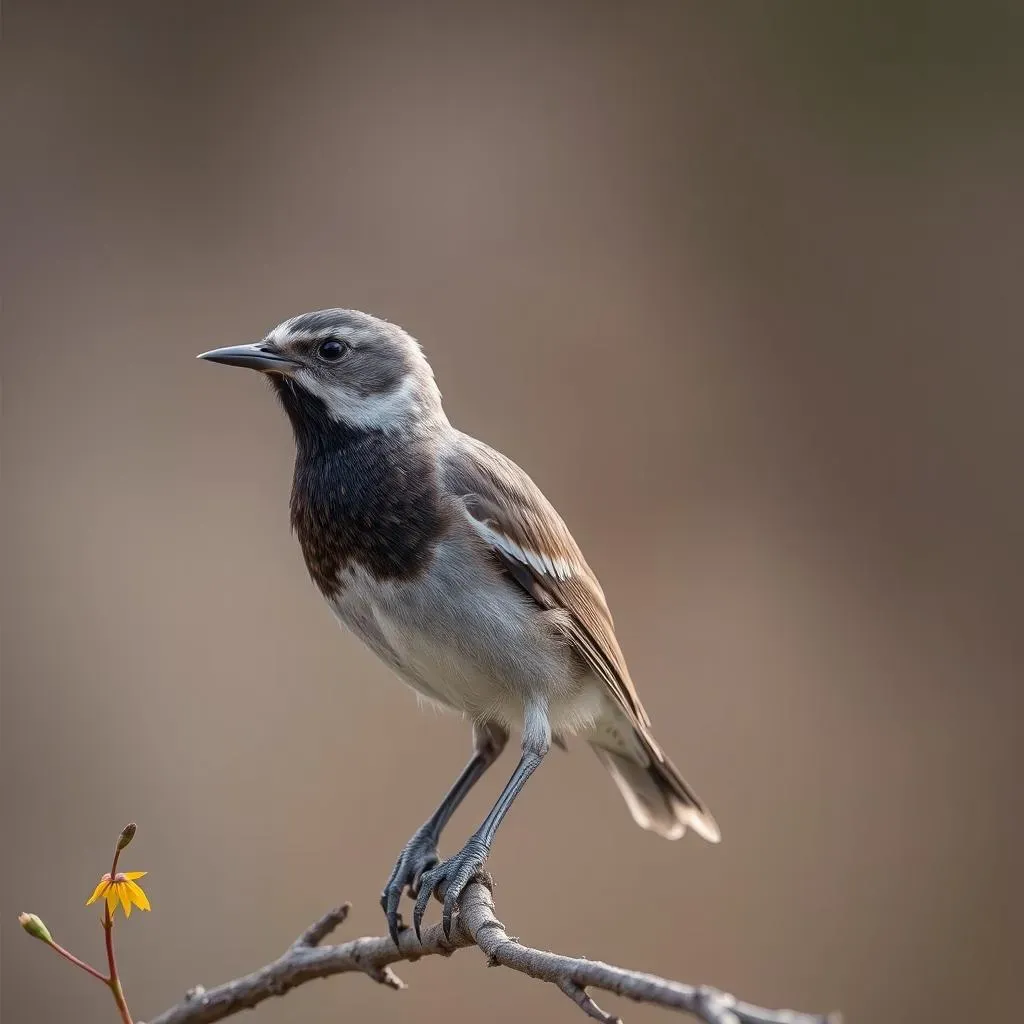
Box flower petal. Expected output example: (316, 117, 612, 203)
(119, 884, 134, 918)
(86, 879, 109, 906)
(124, 879, 150, 911)
(105, 889, 119, 916)
(121, 871, 147, 881)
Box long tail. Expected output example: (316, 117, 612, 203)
(591, 729, 720, 843)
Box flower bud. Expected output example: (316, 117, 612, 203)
(117, 823, 137, 851)
(19, 913, 53, 944)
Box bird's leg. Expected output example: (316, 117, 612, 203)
(414, 702, 551, 939)
(382, 721, 507, 944)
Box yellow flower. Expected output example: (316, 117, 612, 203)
(86, 871, 151, 918)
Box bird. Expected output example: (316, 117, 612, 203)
(198, 309, 720, 942)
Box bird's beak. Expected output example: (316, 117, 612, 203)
(197, 343, 301, 374)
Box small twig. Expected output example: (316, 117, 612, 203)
(362, 963, 407, 990)
(557, 977, 623, 1023)
(291, 903, 350, 950)
(143, 879, 837, 1024)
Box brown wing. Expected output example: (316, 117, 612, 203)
(443, 432, 651, 729)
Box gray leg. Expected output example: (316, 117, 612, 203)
(414, 703, 551, 939)
(382, 722, 507, 944)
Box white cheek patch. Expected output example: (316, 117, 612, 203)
(294, 369, 421, 429)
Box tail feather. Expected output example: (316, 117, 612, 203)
(592, 733, 720, 843)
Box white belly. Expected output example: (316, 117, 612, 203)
(326, 537, 606, 735)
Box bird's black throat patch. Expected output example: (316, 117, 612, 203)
(272, 378, 445, 594)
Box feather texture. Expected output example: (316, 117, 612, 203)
(443, 432, 652, 731)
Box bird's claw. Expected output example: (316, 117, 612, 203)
(381, 827, 440, 946)
(412, 837, 489, 941)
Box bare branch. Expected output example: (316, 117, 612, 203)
(143, 879, 837, 1024)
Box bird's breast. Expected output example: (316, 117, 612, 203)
(290, 430, 447, 594)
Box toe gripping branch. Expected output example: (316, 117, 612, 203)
(412, 836, 491, 941)
(381, 825, 441, 946)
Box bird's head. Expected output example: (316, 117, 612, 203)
(199, 309, 444, 445)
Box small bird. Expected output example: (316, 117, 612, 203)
(199, 309, 719, 941)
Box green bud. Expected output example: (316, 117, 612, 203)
(19, 913, 53, 944)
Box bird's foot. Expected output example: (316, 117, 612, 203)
(413, 836, 489, 941)
(381, 826, 440, 946)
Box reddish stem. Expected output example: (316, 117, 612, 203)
(46, 940, 109, 983)
(104, 903, 133, 1024)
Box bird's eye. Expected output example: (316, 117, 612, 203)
(317, 339, 346, 361)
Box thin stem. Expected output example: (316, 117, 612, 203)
(46, 940, 110, 984)
(104, 904, 133, 1024)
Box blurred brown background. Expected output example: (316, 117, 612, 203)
(3, 2, 1023, 1022)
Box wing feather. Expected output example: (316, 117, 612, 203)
(443, 433, 651, 729)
